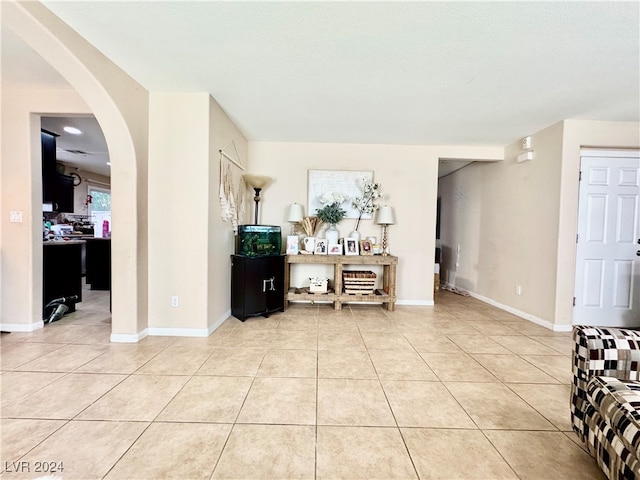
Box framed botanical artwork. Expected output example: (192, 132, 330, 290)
(286, 235, 299, 255)
(328, 243, 342, 255)
(307, 170, 374, 219)
(315, 239, 328, 255)
(345, 237, 359, 256)
(360, 240, 373, 255)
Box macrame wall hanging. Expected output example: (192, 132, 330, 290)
(218, 141, 246, 233)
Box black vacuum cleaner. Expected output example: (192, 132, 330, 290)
(43, 295, 78, 324)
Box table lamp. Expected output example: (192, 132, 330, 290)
(287, 203, 304, 234)
(375, 205, 396, 256)
(243, 174, 273, 224)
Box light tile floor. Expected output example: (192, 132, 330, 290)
(1, 290, 605, 479)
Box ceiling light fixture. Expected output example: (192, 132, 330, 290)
(63, 126, 82, 135)
(106, 162, 111, 166)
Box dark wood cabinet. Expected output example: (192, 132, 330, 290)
(43, 242, 83, 315)
(41, 130, 58, 204)
(231, 255, 285, 321)
(85, 238, 111, 290)
(41, 129, 74, 213)
(54, 174, 74, 213)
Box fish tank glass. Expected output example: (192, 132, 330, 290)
(237, 225, 282, 257)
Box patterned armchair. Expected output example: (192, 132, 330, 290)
(571, 326, 640, 480)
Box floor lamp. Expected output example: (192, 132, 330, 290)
(243, 174, 273, 224)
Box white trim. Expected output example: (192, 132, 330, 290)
(147, 327, 210, 337)
(579, 148, 640, 159)
(0, 320, 44, 332)
(466, 291, 573, 332)
(396, 299, 435, 306)
(111, 328, 148, 343)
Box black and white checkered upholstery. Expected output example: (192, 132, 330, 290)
(571, 326, 640, 480)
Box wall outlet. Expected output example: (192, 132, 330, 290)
(171, 296, 179, 307)
(515, 285, 522, 295)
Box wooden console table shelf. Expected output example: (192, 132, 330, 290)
(284, 255, 398, 311)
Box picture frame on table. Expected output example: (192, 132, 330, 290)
(314, 239, 328, 255)
(345, 237, 359, 256)
(286, 235, 299, 255)
(328, 243, 342, 255)
(360, 240, 373, 255)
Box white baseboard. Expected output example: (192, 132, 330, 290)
(396, 300, 435, 306)
(110, 309, 232, 343)
(467, 290, 572, 332)
(147, 326, 211, 337)
(0, 320, 44, 332)
(111, 328, 148, 343)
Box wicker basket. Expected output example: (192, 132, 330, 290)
(343, 270, 376, 295)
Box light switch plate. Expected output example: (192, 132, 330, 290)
(10, 211, 23, 223)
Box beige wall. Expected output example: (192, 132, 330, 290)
(439, 122, 564, 324)
(208, 96, 249, 326)
(439, 119, 640, 329)
(148, 93, 210, 331)
(147, 93, 247, 333)
(248, 142, 503, 304)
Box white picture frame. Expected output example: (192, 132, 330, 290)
(328, 243, 342, 255)
(345, 237, 359, 255)
(286, 235, 299, 255)
(314, 239, 328, 255)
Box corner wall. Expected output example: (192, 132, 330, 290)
(208, 96, 248, 329)
(439, 119, 640, 329)
(146, 93, 248, 334)
(439, 122, 564, 325)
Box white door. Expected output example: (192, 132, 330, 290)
(574, 150, 640, 327)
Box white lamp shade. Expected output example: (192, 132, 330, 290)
(287, 203, 304, 223)
(375, 205, 396, 225)
(243, 174, 273, 190)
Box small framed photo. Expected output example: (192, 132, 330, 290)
(315, 239, 328, 255)
(372, 244, 383, 255)
(286, 235, 299, 255)
(345, 237, 359, 256)
(360, 240, 373, 255)
(328, 243, 342, 255)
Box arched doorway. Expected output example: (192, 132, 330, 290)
(2, 1, 148, 340)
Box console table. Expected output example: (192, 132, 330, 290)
(284, 255, 398, 311)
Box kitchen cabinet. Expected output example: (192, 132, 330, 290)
(85, 238, 111, 290)
(231, 255, 285, 321)
(284, 254, 398, 311)
(43, 241, 83, 315)
(41, 130, 58, 203)
(41, 129, 74, 212)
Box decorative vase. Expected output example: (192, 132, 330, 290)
(349, 230, 361, 241)
(325, 224, 340, 245)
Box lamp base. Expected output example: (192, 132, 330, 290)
(381, 224, 390, 256)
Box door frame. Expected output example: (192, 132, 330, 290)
(573, 148, 640, 326)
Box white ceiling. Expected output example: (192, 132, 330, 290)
(40, 116, 111, 178)
(2, 2, 639, 176)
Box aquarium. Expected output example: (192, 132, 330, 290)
(237, 225, 282, 257)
